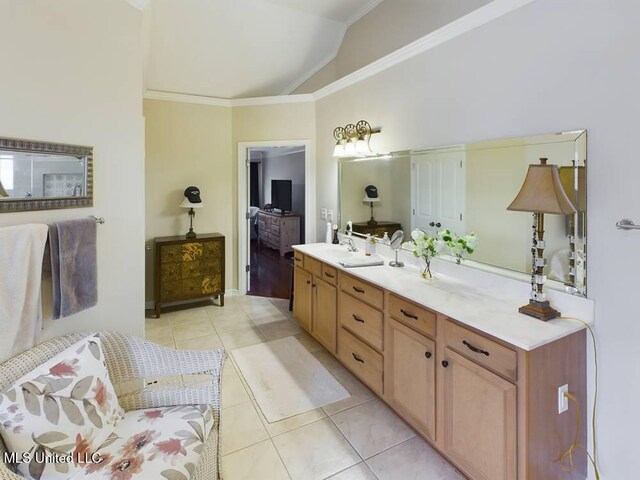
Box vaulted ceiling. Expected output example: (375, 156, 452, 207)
(137, 0, 383, 99)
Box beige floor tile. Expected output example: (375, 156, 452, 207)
(221, 402, 270, 454)
(222, 372, 251, 409)
(294, 332, 323, 353)
(219, 326, 266, 350)
(174, 334, 223, 351)
(331, 399, 415, 459)
(256, 404, 327, 438)
(210, 311, 255, 333)
(145, 326, 174, 346)
(326, 462, 378, 480)
(165, 307, 210, 326)
(172, 317, 216, 341)
(312, 350, 346, 374)
(323, 370, 375, 416)
(366, 436, 463, 480)
(273, 418, 361, 480)
(222, 439, 291, 480)
(245, 306, 289, 325)
(205, 302, 242, 316)
(256, 318, 302, 340)
(145, 317, 171, 329)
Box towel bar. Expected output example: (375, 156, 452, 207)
(616, 218, 640, 230)
(90, 216, 105, 224)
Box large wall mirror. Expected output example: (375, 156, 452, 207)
(339, 130, 587, 296)
(0, 137, 93, 212)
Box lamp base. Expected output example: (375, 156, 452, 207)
(518, 299, 560, 321)
(185, 229, 197, 239)
(367, 218, 378, 227)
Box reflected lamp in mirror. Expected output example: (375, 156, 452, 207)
(180, 186, 203, 239)
(508, 158, 577, 321)
(333, 120, 380, 157)
(363, 185, 380, 226)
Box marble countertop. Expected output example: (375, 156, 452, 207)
(293, 242, 592, 351)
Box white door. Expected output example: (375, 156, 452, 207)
(437, 151, 465, 235)
(411, 152, 438, 234)
(411, 151, 466, 236)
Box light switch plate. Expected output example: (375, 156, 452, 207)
(327, 210, 333, 222)
(321, 208, 327, 220)
(558, 384, 569, 413)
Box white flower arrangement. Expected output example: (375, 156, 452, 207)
(402, 229, 446, 279)
(438, 229, 478, 264)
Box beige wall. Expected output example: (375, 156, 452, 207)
(144, 99, 232, 301)
(294, 0, 490, 93)
(315, 0, 640, 475)
(0, 0, 145, 340)
(144, 101, 315, 298)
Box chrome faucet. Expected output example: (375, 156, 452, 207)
(340, 237, 358, 252)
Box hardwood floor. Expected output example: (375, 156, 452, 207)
(248, 239, 293, 299)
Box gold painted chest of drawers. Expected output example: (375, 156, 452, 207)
(154, 233, 225, 317)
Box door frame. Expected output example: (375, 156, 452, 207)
(237, 140, 315, 295)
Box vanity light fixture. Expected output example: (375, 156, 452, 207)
(180, 186, 204, 239)
(507, 158, 577, 321)
(333, 120, 380, 157)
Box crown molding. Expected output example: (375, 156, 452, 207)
(124, 0, 150, 11)
(313, 0, 535, 100)
(144, 90, 232, 107)
(345, 0, 385, 26)
(230, 94, 314, 107)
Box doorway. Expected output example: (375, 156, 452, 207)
(238, 141, 314, 297)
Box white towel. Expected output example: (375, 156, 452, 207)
(0, 224, 49, 361)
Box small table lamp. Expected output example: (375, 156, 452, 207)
(507, 158, 577, 321)
(363, 184, 380, 226)
(180, 186, 203, 239)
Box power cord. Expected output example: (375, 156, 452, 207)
(557, 317, 600, 479)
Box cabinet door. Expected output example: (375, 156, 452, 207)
(385, 318, 436, 441)
(442, 348, 517, 480)
(293, 267, 312, 332)
(312, 277, 337, 354)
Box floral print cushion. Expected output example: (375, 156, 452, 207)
(0, 334, 124, 480)
(73, 404, 215, 480)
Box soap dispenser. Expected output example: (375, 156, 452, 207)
(332, 224, 339, 244)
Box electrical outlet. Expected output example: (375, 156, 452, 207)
(558, 384, 569, 414)
(327, 210, 333, 222)
(321, 208, 327, 220)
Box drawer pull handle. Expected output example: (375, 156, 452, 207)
(295, 258, 302, 263)
(352, 314, 365, 323)
(441, 360, 449, 368)
(352, 286, 365, 294)
(352, 353, 365, 363)
(306, 280, 311, 285)
(400, 309, 418, 320)
(463, 340, 490, 356)
(425, 351, 432, 359)
(325, 272, 335, 278)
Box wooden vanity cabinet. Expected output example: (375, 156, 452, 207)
(292, 254, 337, 354)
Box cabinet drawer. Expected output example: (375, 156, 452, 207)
(445, 320, 518, 382)
(270, 216, 280, 225)
(270, 223, 280, 235)
(338, 327, 383, 396)
(304, 256, 322, 277)
(293, 251, 304, 268)
(389, 294, 436, 339)
(339, 291, 383, 351)
(321, 264, 338, 286)
(159, 244, 182, 264)
(339, 273, 384, 310)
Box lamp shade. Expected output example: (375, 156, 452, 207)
(180, 198, 204, 209)
(559, 165, 586, 213)
(507, 158, 577, 215)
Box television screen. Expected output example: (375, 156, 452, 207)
(271, 179, 292, 213)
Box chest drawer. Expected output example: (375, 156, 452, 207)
(321, 264, 338, 286)
(445, 320, 518, 382)
(389, 294, 436, 339)
(339, 273, 384, 310)
(293, 251, 304, 269)
(304, 256, 322, 277)
(338, 327, 383, 396)
(339, 291, 383, 351)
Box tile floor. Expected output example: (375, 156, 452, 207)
(146, 295, 464, 480)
